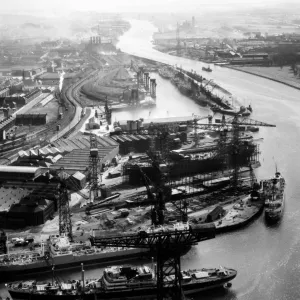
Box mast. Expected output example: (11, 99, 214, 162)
(52, 265, 55, 285)
(81, 263, 85, 291)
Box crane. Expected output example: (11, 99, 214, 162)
(90, 222, 216, 300)
(138, 165, 167, 226)
(104, 96, 112, 125)
(89, 133, 101, 203)
(193, 114, 276, 189)
(56, 168, 89, 240)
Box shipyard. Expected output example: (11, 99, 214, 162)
(1, 1, 300, 300)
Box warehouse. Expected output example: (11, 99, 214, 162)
(0, 166, 45, 182)
(50, 134, 119, 175)
(111, 134, 150, 154)
(6, 198, 55, 228)
(15, 113, 47, 126)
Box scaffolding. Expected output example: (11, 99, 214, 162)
(122, 143, 259, 192)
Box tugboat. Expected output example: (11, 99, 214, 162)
(202, 65, 212, 72)
(7, 264, 237, 299)
(262, 171, 286, 223)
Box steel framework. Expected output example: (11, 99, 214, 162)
(58, 181, 73, 240)
(89, 134, 100, 202)
(91, 223, 215, 300)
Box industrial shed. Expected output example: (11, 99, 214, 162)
(0, 166, 45, 182)
(50, 134, 119, 175)
(6, 198, 55, 228)
(69, 171, 86, 190)
(15, 113, 47, 126)
(205, 206, 225, 223)
(111, 134, 151, 154)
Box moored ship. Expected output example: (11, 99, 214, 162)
(211, 105, 252, 116)
(0, 234, 147, 281)
(158, 67, 174, 79)
(202, 66, 212, 72)
(262, 171, 286, 222)
(7, 264, 237, 299)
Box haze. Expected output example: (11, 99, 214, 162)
(2, 0, 300, 14)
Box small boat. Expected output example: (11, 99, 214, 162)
(262, 171, 285, 223)
(202, 66, 212, 72)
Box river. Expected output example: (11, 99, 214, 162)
(116, 20, 300, 300)
(1, 20, 300, 300)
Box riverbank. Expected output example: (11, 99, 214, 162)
(223, 65, 300, 90)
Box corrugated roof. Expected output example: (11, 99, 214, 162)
(72, 171, 85, 181)
(0, 166, 40, 174)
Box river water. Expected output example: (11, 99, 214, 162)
(1, 20, 300, 300)
(116, 20, 300, 300)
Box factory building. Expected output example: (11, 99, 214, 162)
(0, 166, 45, 182)
(68, 171, 86, 190)
(15, 113, 47, 126)
(24, 133, 120, 175)
(0, 179, 59, 229)
(6, 198, 55, 228)
(0, 87, 10, 98)
(111, 134, 151, 155)
(230, 57, 272, 66)
(0, 116, 16, 141)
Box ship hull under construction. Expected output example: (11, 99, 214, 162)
(0, 248, 147, 282)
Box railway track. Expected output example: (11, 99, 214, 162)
(39, 69, 98, 142)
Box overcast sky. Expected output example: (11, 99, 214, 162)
(2, 0, 299, 13)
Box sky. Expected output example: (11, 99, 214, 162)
(2, 0, 300, 13)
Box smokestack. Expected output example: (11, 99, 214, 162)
(153, 79, 156, 98)
(59, 71, 65, 92)
(144, 73, 149, 90)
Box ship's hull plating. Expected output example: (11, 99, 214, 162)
(8, 273, 236, 300)
(265, 211, 283, 223)
(265, 194, 285, 223)
(0, 249, 147, 281)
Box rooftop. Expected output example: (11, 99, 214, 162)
(0, 166, 40, 174)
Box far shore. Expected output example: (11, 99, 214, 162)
(222, 65, 300, 91)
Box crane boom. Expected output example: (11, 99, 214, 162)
(91, 223, 215, 300)
(91, 223, 215, 249)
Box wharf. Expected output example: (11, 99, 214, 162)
(189, 195, 264, 233)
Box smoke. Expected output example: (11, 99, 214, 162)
(59, 70, 65, 92)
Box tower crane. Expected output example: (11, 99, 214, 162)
(91, 222, 216, 300)
(56, 168, 89, 240)
(89, 133, 101, 203)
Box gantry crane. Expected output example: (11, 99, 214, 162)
(91, 222, 216, 300)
